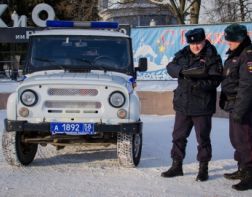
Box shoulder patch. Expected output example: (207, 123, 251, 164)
(225, 68, 230, 76)
(247, 62, 252, 73)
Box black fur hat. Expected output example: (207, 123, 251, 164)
(185, 28, 206, 44)
(224, 24, 247, 42)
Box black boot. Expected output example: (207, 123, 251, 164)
(232, 169, 252, 191)
(224, 169, 244, 180)
(196, 162, 209, 181)
(161, 160, 183, 178)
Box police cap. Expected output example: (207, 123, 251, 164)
(224, 23, 247, 42)
(185, 28, 206, 44)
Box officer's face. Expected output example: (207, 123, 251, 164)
(226, 41, 241, 51)
(189, 40, 206, 55)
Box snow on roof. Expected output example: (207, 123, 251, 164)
(109, 3, 157, 9)
(32, 29, 129, 38)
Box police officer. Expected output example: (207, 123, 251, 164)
(161, 28, 223, 181)
(220, 24, 252, 191)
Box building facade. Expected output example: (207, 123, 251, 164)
(98, 0, 177, 27)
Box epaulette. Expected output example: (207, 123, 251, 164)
(246, 49, 252, 54)
(246, 45, 252, 53)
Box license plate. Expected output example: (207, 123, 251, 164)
(50, 122, 94, 135)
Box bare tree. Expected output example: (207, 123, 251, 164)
(3, 0, 99, 26)
(204, 0, 252, 23)
(240, 0, 252, 21)
(239, 0, 245, 21)
(49, 0, 99, 21)
(149, 0, 202, 24)
(70, 0, 99, 21)
(189, 0, 201, 24)
(105, 0, 201, 24)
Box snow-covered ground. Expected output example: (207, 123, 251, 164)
(0, 110, 251, 197)
(0, 80, 18, 93)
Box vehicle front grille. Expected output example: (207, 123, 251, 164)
(44, 101, 101, 109)
(43, 87, 103, 116)
(48, 88, 98, 96)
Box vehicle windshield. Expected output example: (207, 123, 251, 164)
(26, 35, 133, 74)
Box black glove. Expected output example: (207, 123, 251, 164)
(181, 61, 208, 79)
(179, 70, 184, 78)
(180, 65, 193, 78)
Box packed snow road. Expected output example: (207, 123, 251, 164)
(0, 110, 251, 197)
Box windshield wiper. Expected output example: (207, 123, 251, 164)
(92, 62, 127, 73)
(58, 65, 91, 73)
(66, 58, 108, 72)
(74, 58, 92, 66)
(91, 64, 109, 72)
(52, 64, 67, 70)
(32, 64, 67, 71)
(33, 57, 54, 62)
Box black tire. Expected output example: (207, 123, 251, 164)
(2, 130, 38, 166)
(117, 132, 142, 167)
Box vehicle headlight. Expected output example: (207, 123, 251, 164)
(20, 89, 38, 106)
(109, 91, 125, 108)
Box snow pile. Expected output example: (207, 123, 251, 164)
(136, 80, 177, 92)
(0, 80, 18, 93)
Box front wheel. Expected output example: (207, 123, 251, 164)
(117, 132, 142, 168)
(2, 130, 38, 166)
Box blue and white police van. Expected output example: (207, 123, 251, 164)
(2, 20, 147, 167)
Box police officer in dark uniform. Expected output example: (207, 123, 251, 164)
(220, 23, 252, 191)
(161, 28, 223, 181)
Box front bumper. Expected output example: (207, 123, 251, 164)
(4, 119, 142, 134)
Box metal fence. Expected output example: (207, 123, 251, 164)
(0, 44, 27, 80)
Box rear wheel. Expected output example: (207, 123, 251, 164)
(117, 132, 142, 168)
(2, 130, 38, 166)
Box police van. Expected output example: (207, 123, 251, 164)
(2, 21, 147, 167)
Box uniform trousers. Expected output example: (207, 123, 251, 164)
(171, 111, 212, 162)
(229, 111, 252, 169)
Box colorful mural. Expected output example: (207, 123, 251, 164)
(132, 23, 252, 80)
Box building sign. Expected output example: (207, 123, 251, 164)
(0, 2, 130, 43)
(0, 28, 42, 43)
(0, 3, 55, 27)
(0, 3, 54, 43)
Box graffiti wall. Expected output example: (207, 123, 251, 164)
(132, 23, 252, 80)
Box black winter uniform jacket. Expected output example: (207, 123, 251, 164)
(167, 40, 223, 116)
(220, 36, 252, 123)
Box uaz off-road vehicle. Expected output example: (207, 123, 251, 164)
(2, 21, 147, 167)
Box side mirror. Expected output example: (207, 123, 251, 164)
(136, 57, 147, 72)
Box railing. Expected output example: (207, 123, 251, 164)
(0, 49, 26, 80)
(0, 60, 22, 80)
